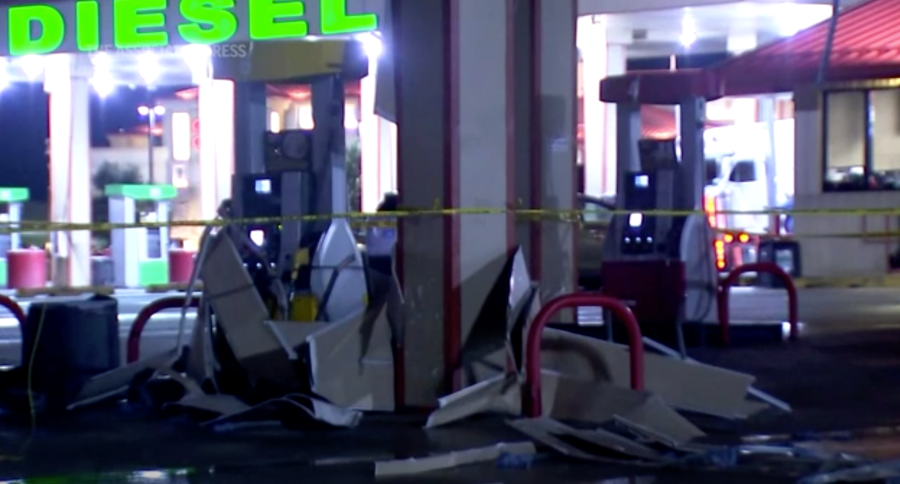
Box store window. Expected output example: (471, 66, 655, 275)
(823, 88, 900, 191)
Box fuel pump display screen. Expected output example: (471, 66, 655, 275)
(622, 171, 657, 255)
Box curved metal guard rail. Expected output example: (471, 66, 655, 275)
(127, 296, 199, 364)
(718, 262, 798, 346)
(0, 295, 26, 330)
(523, 293, 644, 418)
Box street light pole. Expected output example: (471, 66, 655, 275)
(138, 105, 165, 184)
(147, 110, 155, 184)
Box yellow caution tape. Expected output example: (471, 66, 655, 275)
(0, 206, 899, 234)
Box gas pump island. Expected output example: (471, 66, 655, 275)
(601, 101, 720, 351)
(106, 184, 176, 288)
(0, 187, 29, 287)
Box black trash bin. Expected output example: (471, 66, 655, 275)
(756, 239, 802, 288)
(20, 296, 120, 410)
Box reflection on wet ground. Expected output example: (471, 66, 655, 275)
(6, 303, 900, 483)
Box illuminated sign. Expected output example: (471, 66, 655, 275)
(0, 0, 379, 57)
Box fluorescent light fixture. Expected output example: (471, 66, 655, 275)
(18, 55, 44, 81)
(182, 44, 212, 66)
(172, 112, 191, 161)
(138, 105, 165, 116)
(777, 3, 833, 37)
(680, 15, 697, 47)
(357, 32, 382, 59)
(269, 111, 282, 133)
(182, 44, 212, 84)
(92, 52, 111, 70)
(90, 52, 115, 97)
(0, 59, 8, 91)
(91, 72, 114, 97)
(138, 53, 160, 85)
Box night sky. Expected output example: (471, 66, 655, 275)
(0, 84, 178, 201)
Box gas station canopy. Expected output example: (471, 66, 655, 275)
(0, 0, 379, 57)
(601, 0, 900, 104)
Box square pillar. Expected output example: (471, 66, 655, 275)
(310, 75, 348, 230)
(46, 54, 91, 288)
(529, 0, 578, 301)
(392, 0, 517, 405)
(198, 79, 236, 222)
(360, 54, 399, 213)
(360, 55, 382, 212)
(579, 16, 625, 198)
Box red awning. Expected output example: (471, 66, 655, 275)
(601, 0, 900, 103)
(717, 0, 900, 95)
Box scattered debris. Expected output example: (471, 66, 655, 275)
(374, 441, 536, 477)
(798, 460, 900, 484)
(508, 418, 667, 464)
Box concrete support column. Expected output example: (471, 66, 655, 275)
(197, 80, 236, 223)
(759, 96, 778, 209)
(579, 16, 624, 198)
(603, 42, 627, 196)
(523, 0, 578, 300)
(361, 55, 398, 212)
(579, 16, 605, 198)
(392, 0, 518, 405)
(615, 103, 641, 198)
(46, 54, 91, 287)
(679, 97, 706, 211)
(310, 75, 348, 226)
(360, 55, 382, 212)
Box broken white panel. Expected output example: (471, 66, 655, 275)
(509, 247, 531, 309)
(541, 328, 755, 419)
(306, 310, 395, 411)
(311, 219, 368, 322)
(375, 441, 536, 477)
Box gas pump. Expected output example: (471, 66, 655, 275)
(0, 187, 29, 287)
(106, 184, 177, 288)
(602, 100, 719, 350)
(230, 73, 368, 323)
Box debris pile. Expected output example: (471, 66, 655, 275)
(0, 220, 895, 482)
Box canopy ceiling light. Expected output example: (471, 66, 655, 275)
(680, 15, 697, 48)
(91, 52, 113, 97)
(0, 59, 8, 91)
(182, 44, 213, 84)
(357, 32, 382, 59)
(138, 53, 160, 86)
(17, 55, 44, 81)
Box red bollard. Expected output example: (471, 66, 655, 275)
(168, 249, 196, 285)
(718, 262, 799, 346)
(523, 293, 644, 418)
(7, 249, 47, 289)
(127, 296, 199, 363)
(0, 295, 25, 329)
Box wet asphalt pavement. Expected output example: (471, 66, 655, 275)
(0, 287, 897, 483)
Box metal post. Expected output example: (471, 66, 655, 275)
(147, 110, 155, 184)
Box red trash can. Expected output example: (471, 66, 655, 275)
(8, 249, 48, 289)
(169, 249, 196, 284)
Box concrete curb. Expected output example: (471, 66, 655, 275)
(723, 273, 900, 289)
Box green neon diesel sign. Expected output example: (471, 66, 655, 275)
(0, 0, 379, 57)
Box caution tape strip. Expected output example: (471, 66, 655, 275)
(0, 206, 899, 234)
